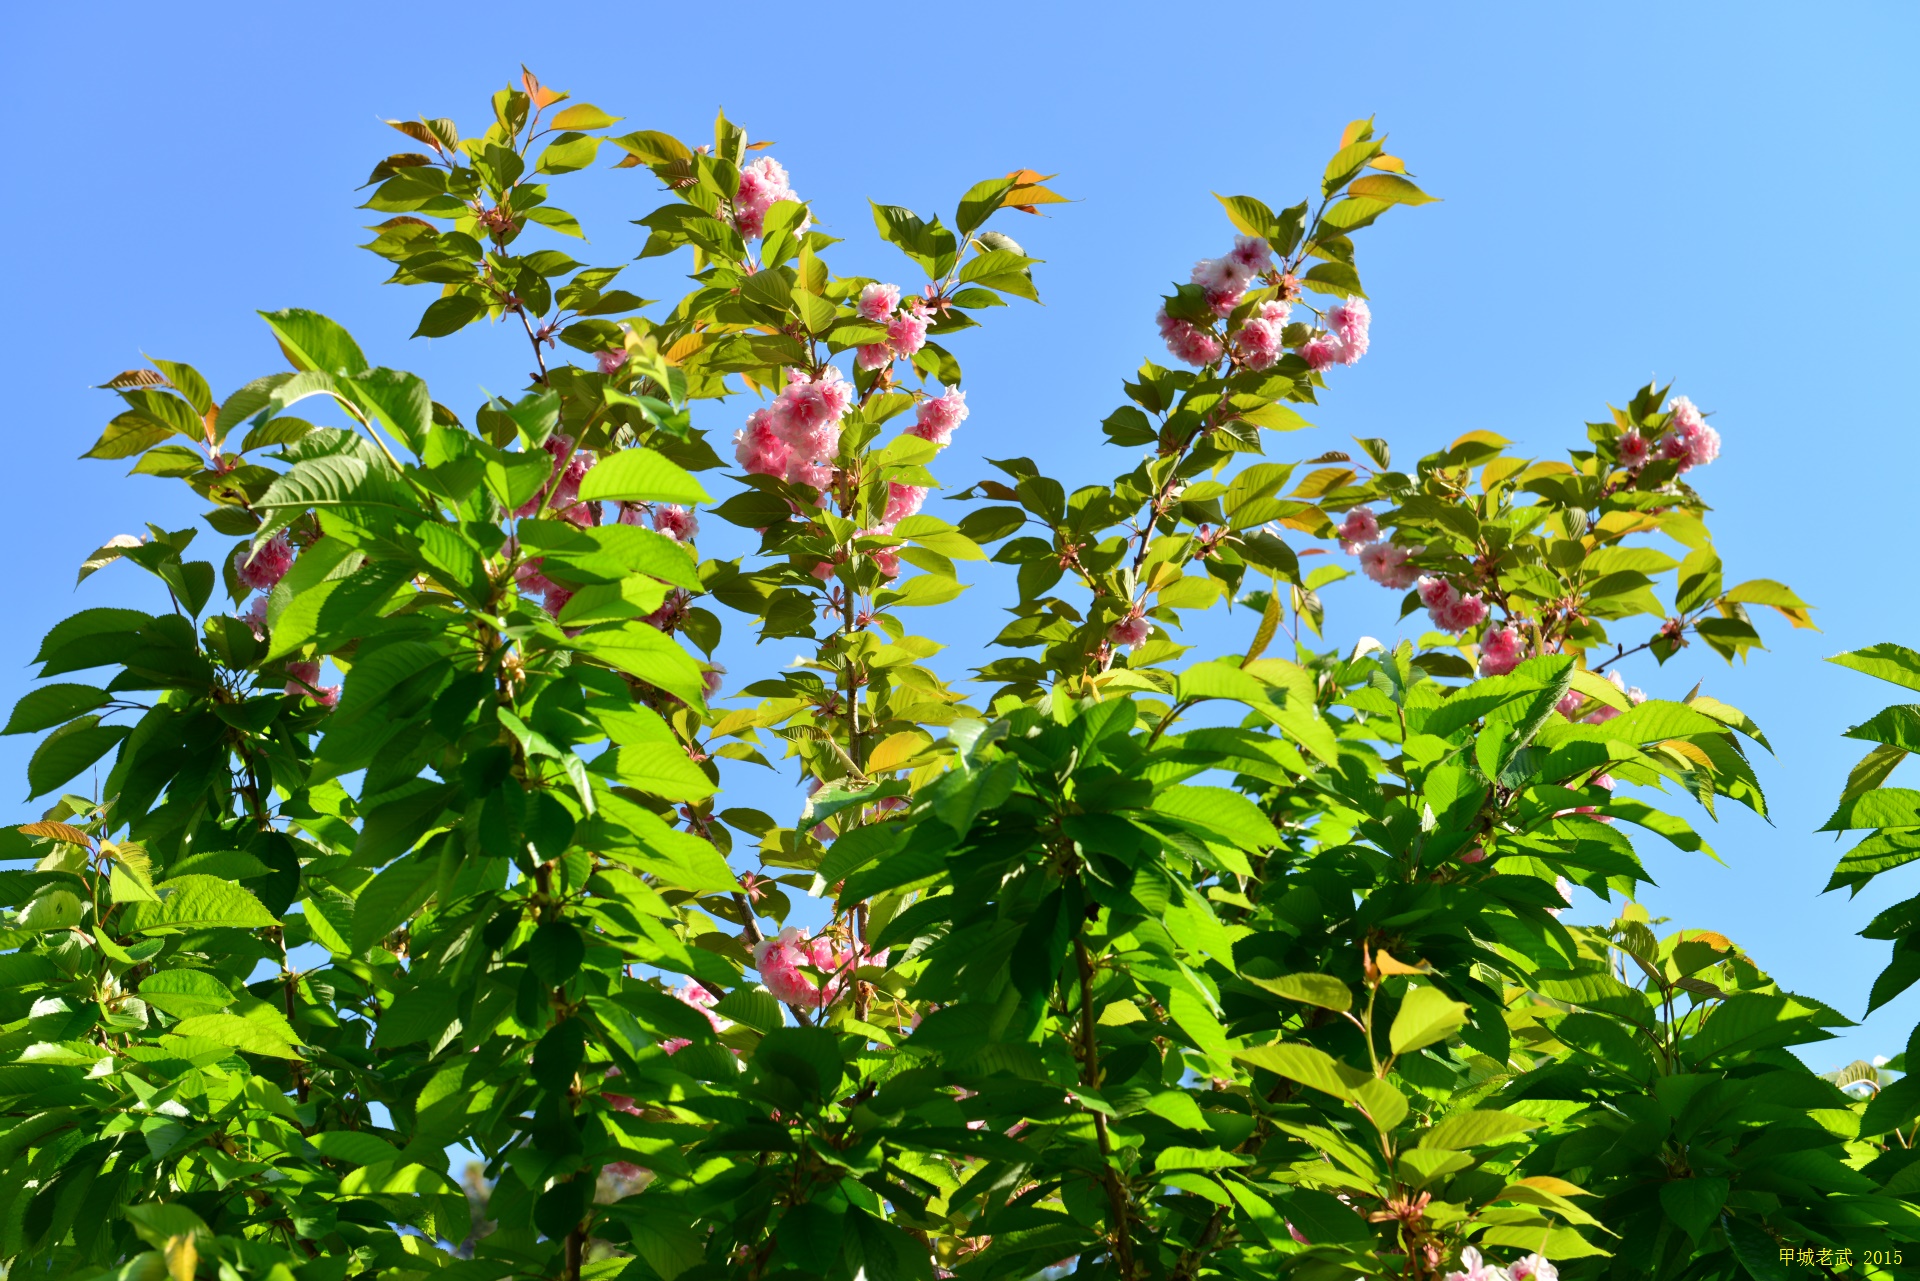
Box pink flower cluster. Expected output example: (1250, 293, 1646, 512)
(1301, 297, 1371, 373)
(734, 367, 854, 489)
(1156, 308, 1224, 367)
(1359, 542, 1420, 589)
(1417, 576, 1489, 634)
(1192, 236, 1273, 317)
(852, 283, 934, 373)
(285, 659, 340, 708)
(514, 435, 598, 528)
(234, 532, 294, 592)
(1556, 669, 1645, 724)
(907, 388, 968, 447)
(1339, 507, 1424, 589)
(1232, 300, 1294, 371)
(514, 554, 575, 620)
(1479, 624, 1526, 676)
(645, 587, 691, 634)
(1336, 506, 1379, 554)
(751, 926, 889, 1009)
(595, 348, 628, 376)
(1659, 395, 1721, 473)
(651, 504, 698, 543)
(730, 156, 802, 240)
(1108, 606, 1151, 649)
(1445, 1247, 1558, 1281)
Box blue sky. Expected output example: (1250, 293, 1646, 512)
(6, 2, 1916, 1069)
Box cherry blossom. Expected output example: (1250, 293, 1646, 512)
(234, 531, 294, 592)
(1359, 541, 1419, 589)
(908, 389, 969, 446)
(1479, 624, 1525, 676)
(857, 282, 901, 322)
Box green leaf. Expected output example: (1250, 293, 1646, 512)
(150, 874, 277, 932)
(350, 851, 438, 957)
(569, 621, 708, 707)
(258, 308, 369, 376)
(309, 1131, 402, 1166)
(1830, 643, 1920, 694)
(1417, 1109, 1541, 1150)
(138, 969, 236, 1018)
(1389, 984, 1470, 1054)
(1346, 174, 1438, 205)
(1233, 1042, 1366, 1099)
(1657, 1177, 1729, 1240)
(1243, 971, 1352, 1012)
(577, 447, 712, 505)
(171, 1011, 302, 1058)
(342, 368, 432, 454)
(413, 295, 487, 338)
(1213, 193, 1278, 238)
(590, 742, 717, 802)
(27, 716, 130, 798)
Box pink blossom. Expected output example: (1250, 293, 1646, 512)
(1336, 506, 1380, 553)
(1286, 1222, 1310, 1246)
(1417, 576, 1488, 633)
(731, 156, 796, 239)
(1232, 316, 1284, 370)
(1659, 397, 1721, 472)
(734, 408, 792, 478)
(1191, 255, 1248, 295)
(543, 585, 574, 618)
(595, 349, 628, 376)
(240, 595, 270, 640)
(285, 659, 324, 701)
(653, 505, 699, 542)
(1326, 297, 1371, 345)
(615, 502, 648, 528)
(1359, 542, 1419, 589)
(645, 588, 691, 633)
(858, 283, 902, 322)
(1459, 846, 1486, 864)
(884, 483, 927, 526)
(753, 927, 822, 1007)
(702, 665, 725, 700)
(515, 556, 557, 598)
(235, 532, 294, 592)
(1669, 395, 1706, 435)
(870, 546, 901, 579)
(1510, 1256, 1558, 1281)
(787, 459, 835, 491)
(1227, 235, 1273, 276)
(855, 342, 893, 371)
(1258, 299, 1292, 326)
(1683, 421, 1721, 468)
(888, 302, 931, 359)
(810, 561, 835, 583)
(1109, 608, 1151, 649)
(1300, 333, 1345, 372)
(908, 389, 969, 446)
(315, 684, 340, 709)
(1156, 307, 1223, 366)
(1204, 286, 1245, 318)
(1556, 689, 1584, 720)
(1618, 428, 1651, 469)
(1333, 326, 1369, 365)
(1479, 625, 1525, 676)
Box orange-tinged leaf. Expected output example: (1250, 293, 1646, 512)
(1449, 429, 1511, 452)
(1339, 118, 1376, 148)
(20, 821, 92, 847)
(521, 67, 567, 108)
(665, 333, 706, 365)
(1375, 948, 1432, 975)
(1368, 154, 1408, 174)
(98, 369, 166, 391)
(1347, 174, 1438, 206)
(745, 139, 777, 151)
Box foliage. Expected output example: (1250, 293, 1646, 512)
(1, 67, 1914, 1281)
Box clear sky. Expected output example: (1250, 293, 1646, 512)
(6, 1, 1915, 1070)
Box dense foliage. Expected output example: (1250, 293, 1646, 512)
(2, 68, 1916, 1281)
